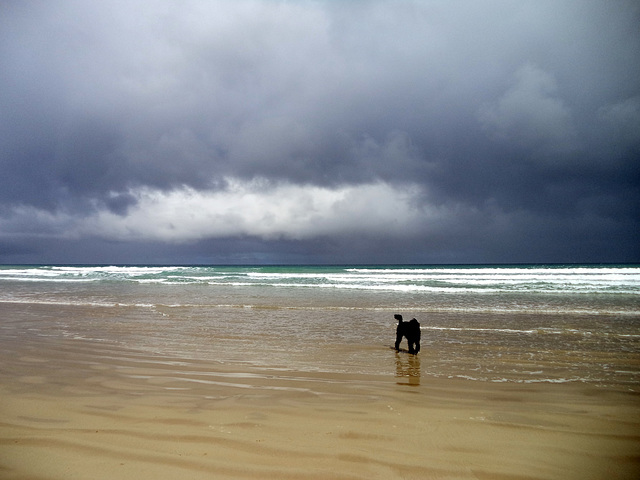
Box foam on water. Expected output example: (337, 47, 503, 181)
(1, 264, 638, 387)
(2, 264, 638, 295)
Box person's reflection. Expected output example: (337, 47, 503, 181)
(395, 352, 421, 386)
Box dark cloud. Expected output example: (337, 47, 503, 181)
(0, 0, 638, 264)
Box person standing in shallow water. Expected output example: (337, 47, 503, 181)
(394, 314, 421, 354)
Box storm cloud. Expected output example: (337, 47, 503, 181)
(1, 0, 638, 264)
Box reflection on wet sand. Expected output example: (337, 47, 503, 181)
(2, 330, 640, 480)
(395, 352, 420, 386)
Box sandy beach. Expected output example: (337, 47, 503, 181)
(1, 333, 639, 480)
(1, 266, 639, 479)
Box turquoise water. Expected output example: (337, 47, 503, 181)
(1, 264, 639, 294)
(1, 264, 638, 387)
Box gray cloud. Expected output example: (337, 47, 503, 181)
(0, 0, 638, 264)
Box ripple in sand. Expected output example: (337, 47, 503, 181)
(19, 376, 46, 384)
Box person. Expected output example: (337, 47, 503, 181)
(394, 314, 421, 354)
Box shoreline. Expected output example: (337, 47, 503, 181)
(1, 337, 639, 480)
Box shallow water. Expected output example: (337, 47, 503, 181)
(1, 264, 638, 388)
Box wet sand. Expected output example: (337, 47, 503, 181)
(1, 335, 639, 480)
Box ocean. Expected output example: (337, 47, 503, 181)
(1, 264, 639, 389)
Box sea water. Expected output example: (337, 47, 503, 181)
(1, 264, 638, 388)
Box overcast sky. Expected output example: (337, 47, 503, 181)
(1, 0, 638, 264)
